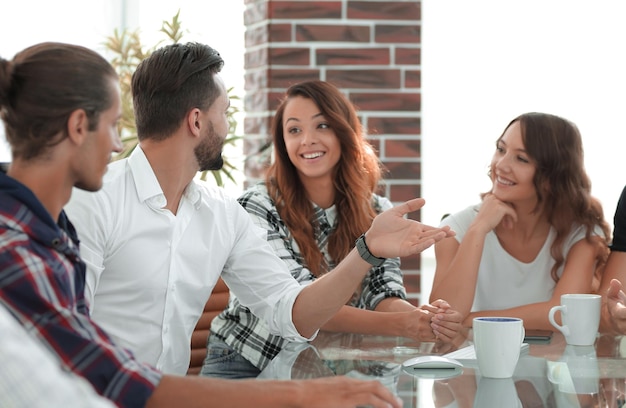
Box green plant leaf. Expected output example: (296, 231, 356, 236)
(103, 11, 243, 187)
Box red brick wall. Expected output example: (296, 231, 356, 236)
(243, 0, 423, 305)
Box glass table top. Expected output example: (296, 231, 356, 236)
(258, 329, 626, 407)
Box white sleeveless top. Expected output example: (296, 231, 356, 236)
(440, 205, 597, 312)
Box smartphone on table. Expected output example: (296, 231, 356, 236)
(524, 329, 553, 343)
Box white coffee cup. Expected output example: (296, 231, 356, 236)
(473, 317, 525, 378)
(548, 294, 601, 346)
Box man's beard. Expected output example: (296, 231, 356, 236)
(195, 122, 224, 172)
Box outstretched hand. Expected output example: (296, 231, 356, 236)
(607, 279, 626, 334)
(365, 198, 455, 258)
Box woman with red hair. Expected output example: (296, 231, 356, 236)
(203, 80, 461, 378)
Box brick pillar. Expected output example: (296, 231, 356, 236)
(243, 0, 423, 305)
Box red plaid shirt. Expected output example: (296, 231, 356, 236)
(0, 172, 161, 407)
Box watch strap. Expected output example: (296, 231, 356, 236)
(355, 234, 386, 267)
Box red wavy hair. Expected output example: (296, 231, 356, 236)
(266, 81, 383, 276)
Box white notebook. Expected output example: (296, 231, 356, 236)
(443, 342, 529, 366)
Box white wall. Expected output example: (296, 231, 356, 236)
(0, 0, 119, 161)
(0, 0, 245, 194)
(421, 0, 626, 303)
(128, 0, 245, 105)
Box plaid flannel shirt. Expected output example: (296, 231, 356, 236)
(0, 172, 161, 407)
(210, 182, 406, 370)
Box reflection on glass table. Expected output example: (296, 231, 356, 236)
(258, 330, 626, 407)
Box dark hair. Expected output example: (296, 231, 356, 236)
(0, 42, 117, 160)
(491, 112, 610, 283)
(131, 42, 224, 141)
(267, 80, 382, 276)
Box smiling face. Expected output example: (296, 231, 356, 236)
(282, 95, 342, 185)
(490, 120, 538, 204)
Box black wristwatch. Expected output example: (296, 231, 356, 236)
(355, 234, 386, 267)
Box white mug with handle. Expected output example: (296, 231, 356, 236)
(548, 294, 601, 346)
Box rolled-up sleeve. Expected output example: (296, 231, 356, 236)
(221, 200, 313, 342)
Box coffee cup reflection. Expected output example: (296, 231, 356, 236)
(547, 345, 600, 407)
(474, 377, 522, 408)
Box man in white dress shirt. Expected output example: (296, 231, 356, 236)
(64, 42, 453, 377)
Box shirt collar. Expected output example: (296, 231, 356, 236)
(324, 205, 337, 227)
(127, 146, 202, 210)
(0, 171, 55, 229)
(311, 202, 337, 230)
(185, 180, 202, 210)
(0, 171, 80, 259)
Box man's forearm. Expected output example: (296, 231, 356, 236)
(291, 249, 371, 337)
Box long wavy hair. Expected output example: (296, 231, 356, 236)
(266, 80, 383, 276)
(488, 112, 610, 284)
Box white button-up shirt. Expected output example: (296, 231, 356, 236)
(65, 147, 309, 375)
